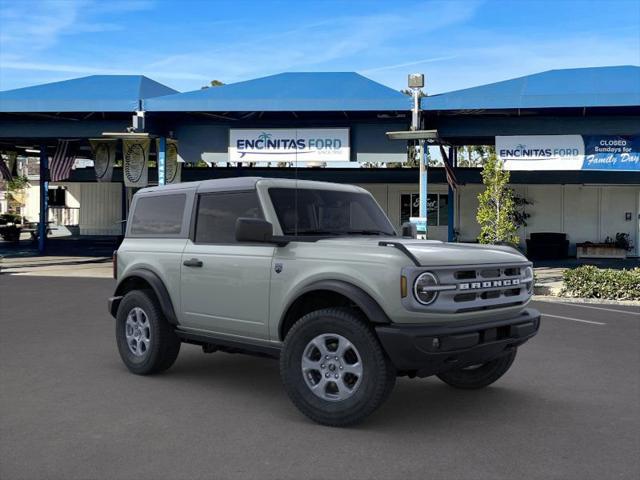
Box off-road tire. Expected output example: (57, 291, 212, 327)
(280, 307, 396, 427)
(436, 348, 517, 389)
(116, 289, 181, 375)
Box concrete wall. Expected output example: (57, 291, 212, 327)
(23, 181, 122, 235)
(77, 183, 121, 235)
(19, 178, 639, 256)
(448, 183, 639, 256)
(338, 182, 640, 257)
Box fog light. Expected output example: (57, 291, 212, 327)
(432, 337, 440, 349)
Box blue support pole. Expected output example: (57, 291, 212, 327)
(419, 140, 428, 237)
(447, 146, 456, 242)
(38, 144, 48, 254)
(157, 137, 166, 186)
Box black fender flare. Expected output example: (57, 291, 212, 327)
(111, 269, 178, 325)
(281, 279, 391, 334)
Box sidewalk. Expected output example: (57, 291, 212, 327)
(0, 255, 112, 277)
(533, 266, 564, 296)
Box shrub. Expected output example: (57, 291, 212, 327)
(561, 265, 640, 301)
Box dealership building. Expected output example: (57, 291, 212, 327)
(0, 66, 639, 257)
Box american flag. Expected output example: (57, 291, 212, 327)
(439, 145, 458, 190)
(50, 140, 78, 182)
(0, 156, 12, 181)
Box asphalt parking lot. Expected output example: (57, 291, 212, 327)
(1, 275, 638, 480)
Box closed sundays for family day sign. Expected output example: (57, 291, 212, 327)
(229, 128, 350, 163)
(497, 135, 640, 171)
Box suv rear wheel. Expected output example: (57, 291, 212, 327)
(280, 307, 396, 427)
(436, 348, 517, 389)
(116, 289, 181, 375)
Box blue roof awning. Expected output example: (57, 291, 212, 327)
(422, 66, 640, 111)
(0, 75, 178, 113)
(145, 72, 411, 112)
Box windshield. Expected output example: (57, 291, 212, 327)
(269, 188, 396, 237)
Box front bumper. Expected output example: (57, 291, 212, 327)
(375, 308, 540, 377)
(108, 296, 123, 318)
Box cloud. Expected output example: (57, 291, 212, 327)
(139, 1, 484, 89)
(417, 29, 640, 94)
(0, 60, 209, 81)
(361, 56, 459, 74)
(0, 0, 153, 55)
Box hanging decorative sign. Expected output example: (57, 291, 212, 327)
(229, 128, 350, 163)
(582, 136, 640, 171)
(496, 135, 585, 170)
(122, 138, 149, 187)
(90, 139, 116, 182)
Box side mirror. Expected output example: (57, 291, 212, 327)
(235, 218, 274, 243)
(401, 222, 417, 239)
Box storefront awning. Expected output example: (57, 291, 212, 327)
(145, 72, 411, 112)
(422, 66, 640, 111)
(0, 75, 178, 113)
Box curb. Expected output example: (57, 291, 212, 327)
(533, 294, 640, 307)
(534, 284, 561, 296)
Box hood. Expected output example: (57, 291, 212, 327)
(400, 239, 527, 266)
(316, 237, 528, 266)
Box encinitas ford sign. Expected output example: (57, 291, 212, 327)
(497, 135, 585, 170)
(497, 135, 640, 171)
(229, 128, 350, 163)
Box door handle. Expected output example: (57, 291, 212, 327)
(183, 258, 203, 267)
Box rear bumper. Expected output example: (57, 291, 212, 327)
(375, 308, 541, 377)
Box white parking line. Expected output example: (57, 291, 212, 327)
(554, 302, 640, 316)
(543, 313, 606, 326)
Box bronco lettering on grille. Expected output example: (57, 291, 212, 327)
(458, 278, 520, 290)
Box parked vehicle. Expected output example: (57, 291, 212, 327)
(108, 177, 540, 426)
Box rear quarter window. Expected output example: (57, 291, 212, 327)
(129, 194, 187, 236)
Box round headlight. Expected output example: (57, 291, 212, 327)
(414, 272, 439, 305)
(524, 266, 534, 293)
(524, 266, 533, 280)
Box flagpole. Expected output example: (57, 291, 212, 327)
(38, 144, 48, 254)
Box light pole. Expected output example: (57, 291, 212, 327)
(408, 73, 427, 238)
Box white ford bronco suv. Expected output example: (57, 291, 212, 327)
(109, 177, 540, 426)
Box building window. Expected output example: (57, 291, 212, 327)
(48, 187, 66, 207)
(400, 193, 448, 227)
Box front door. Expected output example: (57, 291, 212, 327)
(180, 190, 274, 340)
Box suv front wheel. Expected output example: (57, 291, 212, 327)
(280, 308, 396, 427)
(116, 289, 181, 375)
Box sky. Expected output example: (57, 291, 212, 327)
(0, 0, 639, 94)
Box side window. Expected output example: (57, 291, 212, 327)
(130, 194, 186, 236)
(195, 191, 263, 244)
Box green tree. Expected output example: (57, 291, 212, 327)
(457, 145, 495, 167)
(201, 79, 225, 89)
(476, 153, 518, 246)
